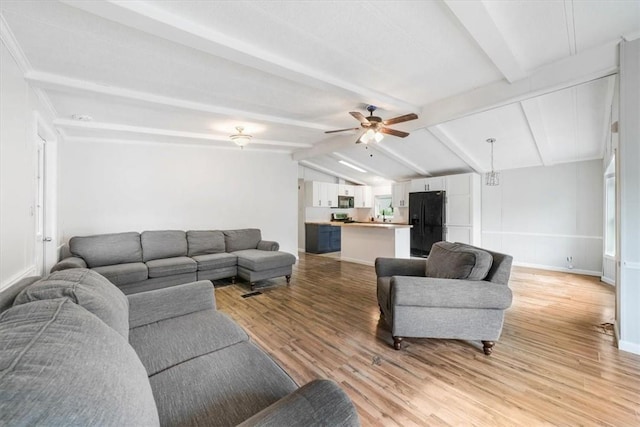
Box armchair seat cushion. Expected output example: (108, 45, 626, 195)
(192, 253, 238, 271)
(234, 250, 296, 272)
(146, 257, 196, 278)
(390, 276, 513, 310)
(93, 262, 148, 286)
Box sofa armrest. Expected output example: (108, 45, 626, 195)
(375, 257, 426, 278)
(257, 240, 279, 251)
(128, 281, 216, 328)
(391, 276, 513, 310)
(50, 257, 87, 272)
(237, 379, 360, 427)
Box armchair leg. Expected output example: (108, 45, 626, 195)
(285, 275, 291, 284)
(482, 341, 495, 355)
(393, 336, 403, 350)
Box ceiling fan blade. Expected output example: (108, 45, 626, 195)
(350, 111, 371, 126)
(380, 127, 410, 138)
(383, 113, 418, 126)
(324, 127, 361, 134)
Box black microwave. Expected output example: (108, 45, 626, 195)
(337, 195, 354, 209)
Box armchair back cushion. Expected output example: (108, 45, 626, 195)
(141, 230, 188, 262)
(187, 230, 226, 256)
(13, 269, 129, 339)
(70, 231, 142, 268)
(0, 299, 159, 426)
(426, 242, 493, 281)
(224, 229, 262, 252)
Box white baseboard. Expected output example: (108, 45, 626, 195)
(338, 256, 374, 267)
(618, 339, 640, 355)
(600, 276, 615, 286)
(298, 248, 306, 253)
(0, 265, 37, 292)
(513, 261, 601, 277)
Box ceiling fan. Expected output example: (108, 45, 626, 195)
(325, 105, 418, 144)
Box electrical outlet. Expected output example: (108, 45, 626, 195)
(566, 256, 574, 269)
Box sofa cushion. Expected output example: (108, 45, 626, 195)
(93, 262, 148, 286)
(0, 299, 159, 426)
(146, 256, 197, 278)
(70, 231, 142, 268)
(13, 269, 130, 339)
(425, 242, 493, 281)
(149, 341, 297, 427)
(192, 253, 238, 271)
(224, 229, 262, 252)
(129, 309, 249, 376)
(141, 230, 188, 262)
(187, 230, 226, 256)
(235, 249, 296, 272)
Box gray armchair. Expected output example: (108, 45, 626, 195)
(375, 242, 513, 355)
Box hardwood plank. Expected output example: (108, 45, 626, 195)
(215, 253, 640, 426)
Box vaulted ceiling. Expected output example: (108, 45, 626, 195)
(2, 1, 638, 185)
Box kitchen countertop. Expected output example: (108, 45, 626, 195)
(305, 221, 412, 229)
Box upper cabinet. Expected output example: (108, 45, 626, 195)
(338, 184, 355, 197)
(392, 181, 410, 207)
(305, 181, 338, 208)
(410, 177, 445, 192)
(354, 186, 372, 208)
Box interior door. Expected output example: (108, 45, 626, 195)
(34, 137, 46, 274)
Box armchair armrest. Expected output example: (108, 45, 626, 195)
(375, 257, 426, 278)
(128, 280, 216, 328)
(237, 379, 360, 427)
(50, 257, 87, 272)
(391, 276, 513, 310)
(257, 240, 279, 251)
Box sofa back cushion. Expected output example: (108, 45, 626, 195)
(187, 230, 226, 256)
(224, 229, 262, 252)
(425, 242, 493, 281)
(141, 230, 188, 262)
(0, 299, 159, 426)
(13, 269, 130, 339)
(70, 232, 142, 268)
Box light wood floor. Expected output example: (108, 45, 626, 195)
(215, 252, 640, 426)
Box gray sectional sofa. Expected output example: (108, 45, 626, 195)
(52, 229, 296, 294)
(0, 269, 360, 426)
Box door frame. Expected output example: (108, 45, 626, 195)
(33, 111, 58, 275)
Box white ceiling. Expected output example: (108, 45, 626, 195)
(1, 0, 638, 184)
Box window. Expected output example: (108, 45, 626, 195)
(604, 157, 616, 257)
(375, 195, 394, 220)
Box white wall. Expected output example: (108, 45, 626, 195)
(0, 41, 55, 289)
(481, 160, 603, 274)
(59, 140, 299, 256)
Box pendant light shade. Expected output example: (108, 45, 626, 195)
(485, 138, 500, 186)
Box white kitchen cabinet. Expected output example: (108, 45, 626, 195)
(410, 177, 445, 192)
(444, 173, 481, 246)
(304, 181, 339, 208)
(392, 181, 410, 207)
(338, 184, 355, 197)
(354, 186, 372, 208)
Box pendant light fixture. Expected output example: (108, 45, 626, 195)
(485, 138, 500, 186)
(230, 126, 252, 149)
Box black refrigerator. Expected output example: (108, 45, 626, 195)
(409, 191, 446, 257)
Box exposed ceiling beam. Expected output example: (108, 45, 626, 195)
(292, 133, 360, 161)
(298, 160, 366, 186)
(60, 0, 418, 112)
(331, 152, 393, 181)
(292, 41, 619, 160)
(520, 100, 554, 166)
(370, 141, 431, 177)
(53, 119, 312, 148)
(27, 71, 329, 131)
(443, 0, 527, 83)
(427, 127, 484, 174)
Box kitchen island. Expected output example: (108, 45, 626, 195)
(306, 222, 412, 266)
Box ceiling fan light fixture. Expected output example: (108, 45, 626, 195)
(230, 126, 252, 149)
(485, 138, 500, 186)
(374, 131, 384, 142)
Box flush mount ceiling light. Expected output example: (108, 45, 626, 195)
(485, 138, 500, 186)
(230, 126, 252, 149)
(338, 160, 367, 173)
